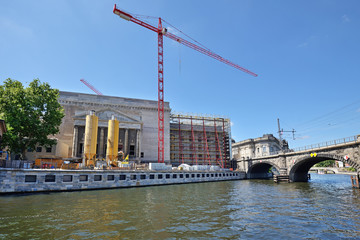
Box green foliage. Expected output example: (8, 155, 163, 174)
(0, 78, 64, 159)
(314, 160, 335, 167)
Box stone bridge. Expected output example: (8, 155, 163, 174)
(236, 135, 360, 182)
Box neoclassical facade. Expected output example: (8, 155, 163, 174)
(38, 91, 171, 163)
(232, 134, 288, 161)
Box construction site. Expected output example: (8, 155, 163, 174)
(2, 4, 255, 170)
(170, 113, 231, 168)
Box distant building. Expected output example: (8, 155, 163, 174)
(232, 134, 288, 160)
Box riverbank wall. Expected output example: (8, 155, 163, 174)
(0, 169, 246, 194)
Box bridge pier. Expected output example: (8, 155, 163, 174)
(351, 174, 360, 188)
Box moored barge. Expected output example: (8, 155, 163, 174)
(0, 169, 246, 194)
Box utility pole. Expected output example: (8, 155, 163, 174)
(277, 118, 296, 150)
(277, 118, 283, 150)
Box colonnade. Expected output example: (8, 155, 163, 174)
(72, 126, 141, 160)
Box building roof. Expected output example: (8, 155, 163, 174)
(232, 134, 281, 147)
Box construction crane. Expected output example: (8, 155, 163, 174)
(80, 79, 103, 95)
(113, 4, 257, 164)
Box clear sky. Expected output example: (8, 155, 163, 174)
(1, 0, 359, 149)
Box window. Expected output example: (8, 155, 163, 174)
(185, 174, 190, 178)
(202, 174, 205, 178)
(206, 174, 210, 177)
(150, 174, 155, 179)
(63, 175, 73, 182)
(140, 175, 146, 180)
(215, 173, 218, 177)
(197, 174, 200, 178)
(179, 174, 184, 178)
(166, 174, 171, 179)
(129, 145, 135, 156)
(79, 175, 88, 182)
(79, 143, 83, 154)
(46, 147, 52, 153)
(25, 175, 37, 182)
(45, 175, 55, 182)
(130, 175, 137, 180)
(172, 174, 177, 179)
(36, 147, 42, 153)
(107, 175, 115, 181)
(120, 175, 126, 180)
(270, 147, 274, 152)
(27, 148, 33, 152)
(158, 174, 163, 179)
(211, 174, 214, 177)
(94, 175, 102, 181)
(191, 174, 195, 178)
(141, 152, 144, 158)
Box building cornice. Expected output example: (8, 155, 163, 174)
(58, 99, 171, 112)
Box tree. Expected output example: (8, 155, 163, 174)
(314, 160, 335, 167)
(0, 78, 64, 159)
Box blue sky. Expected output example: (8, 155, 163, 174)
(1, 0, 359, 148)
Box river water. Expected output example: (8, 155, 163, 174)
(0, 173, 360, 239)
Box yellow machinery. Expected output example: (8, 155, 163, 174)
(106, 116, 119, 167)
(84, 111, 98, 167)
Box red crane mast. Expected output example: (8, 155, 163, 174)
(113, 5, 257, 164)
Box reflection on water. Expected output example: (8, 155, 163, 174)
(0, 174, 360, 239)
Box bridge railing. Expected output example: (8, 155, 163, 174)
(291, 135, 358, 152)
(255, 135, 358, 158)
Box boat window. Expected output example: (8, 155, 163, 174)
(25, 175, 37, 183)
(63, 175, 73, 182)
(45, 175, 56, 182)
(79, 175, 88, 182)
(94, 175, 102, 181)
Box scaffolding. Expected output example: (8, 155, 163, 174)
(170, 113, 231, 168)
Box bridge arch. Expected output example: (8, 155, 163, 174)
(289, 153, 346, 182)
(248, 161, 281, 179)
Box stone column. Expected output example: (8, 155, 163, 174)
(139, 129, 142, 160)
(136, 129, 140, 159)
(124, 129, 129, 157)
(72, 126, 78, 157)
(99, 128, 105, 159)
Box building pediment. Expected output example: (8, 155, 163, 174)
(73, 109, 142, 128)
